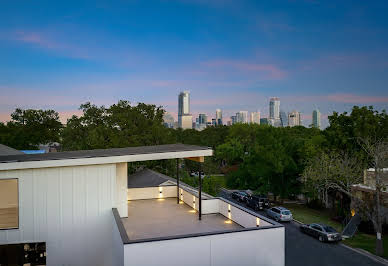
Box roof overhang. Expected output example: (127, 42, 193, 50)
(0, 144, 213, 171)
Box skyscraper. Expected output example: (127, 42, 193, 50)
(236, 111, 248, 123)
(178, 91, 192, 129)
(280, 110, 288, 127)
(312, 109, 321, 129)
(250, 111, 260, 124)
(269, 97, 280, 119)
(216, 109, 223, 125)
(198, 114, 207, 125)
(288, 110, 301, 127)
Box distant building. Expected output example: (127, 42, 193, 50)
(216, 109, 223, 125)
(198, 114, 207, 125)
(211, 118, 217, 126)
(280, 110, 288, 127)
(236, 111, 248, 123)
(288, 111, 301, 127)
(178, 91, 192, 129)
(269, 97, 280, 120)
(163, 112, 175, 128)
(250, 112, 260, 124)
(312, 109, 321, 129)
(231, 115, 237, 125)
(268, 118, 281, 127)
(196, 114, 207, 130)
(260, 118, 269, 125)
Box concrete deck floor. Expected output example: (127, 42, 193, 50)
(122, 198, 242, 241)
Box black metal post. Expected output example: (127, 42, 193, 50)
(198, 164, 202, 220)
(176, 159, 180, 204)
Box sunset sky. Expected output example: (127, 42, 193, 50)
(1, 0, 388, 127)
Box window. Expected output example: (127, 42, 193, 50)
(312, 225, 322, 231)
(0, 179, 18, 229)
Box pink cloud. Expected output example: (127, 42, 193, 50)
(10, 30, 92, 59)
(327, 93, 388, 104)
(202, 60, 287, 79)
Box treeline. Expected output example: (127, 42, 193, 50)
(1, 101, 387, 202)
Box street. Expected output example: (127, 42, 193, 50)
(219, 190, 385, 266)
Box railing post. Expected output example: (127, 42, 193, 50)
(177, 158, 179, 204)
(199, 164, 202, 220)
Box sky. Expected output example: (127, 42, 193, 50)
(1, 0, 388, 128)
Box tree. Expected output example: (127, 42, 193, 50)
(357, 137, 388, 256)
(0, 108, 62, 150)
(61, 100, 174, 150)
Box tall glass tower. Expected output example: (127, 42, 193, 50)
(216, 109, 223, 125)
(312, 109, 321, 129)
(269, 97, 280, 119)
(178, 91, 192, 129)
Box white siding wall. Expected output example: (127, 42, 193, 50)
(0, 164, 117, 266)
(127, 186, 176, 200)
(116, 163, 128, 217)
(124, 227, 285, 266)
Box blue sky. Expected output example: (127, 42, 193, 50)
(1, 0, 388, 127)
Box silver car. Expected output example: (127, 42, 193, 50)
(266, 206, 293, 222)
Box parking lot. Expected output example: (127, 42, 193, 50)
(219, 190, 386, 266)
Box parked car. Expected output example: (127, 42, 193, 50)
(300, 223, 342, 242)
(231, 191, 249, 203)
(266, 207, 293, 222)
(246, 195, 270, 210)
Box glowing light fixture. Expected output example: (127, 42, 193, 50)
(224, 220, 232, 224)
(256, 217, 260, 227)
(193, 196, 196, 209)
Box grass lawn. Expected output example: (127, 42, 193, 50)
(283, 203, 388, 259)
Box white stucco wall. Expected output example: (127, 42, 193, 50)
(219, 200, 272, 228)
(116, 163, 128, 218)
(0, 164, 117, 266)
(123, 227, 285, 266)
(127, 186, 176, 200)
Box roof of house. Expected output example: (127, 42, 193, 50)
(128, 168, 173, 188)
(0, 144, 213, 171)
(0, 144, 24, 156)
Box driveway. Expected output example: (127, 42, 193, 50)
(219, 190, 385, 266)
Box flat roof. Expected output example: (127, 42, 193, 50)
(0, 144, 213, 171)
(0, 144, 24, 156)
(122, 198, 242, 241)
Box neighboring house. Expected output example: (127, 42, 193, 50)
(0, 144, 285, 266)
(0, 144, 24, 156)
(352, 168, 388, 223)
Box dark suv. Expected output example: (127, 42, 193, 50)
(231, 191, 249, 203)
(246, 195, 270, 210)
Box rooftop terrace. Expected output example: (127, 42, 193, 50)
(122, 198, 241, 241)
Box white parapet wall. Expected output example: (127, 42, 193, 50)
(128, 186, 177, 200)
(123, 226, 285, 266)
(128, 186, 273, 228)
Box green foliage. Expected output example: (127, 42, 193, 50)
(61, 100, 175, 150)
(324, 106, 388, 166)
(0, 108, 62, 149)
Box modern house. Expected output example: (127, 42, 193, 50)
(0, 144, 285, 266)
(352, 168, 388, 224)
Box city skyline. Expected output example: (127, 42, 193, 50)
(1, 1, 388, 128)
